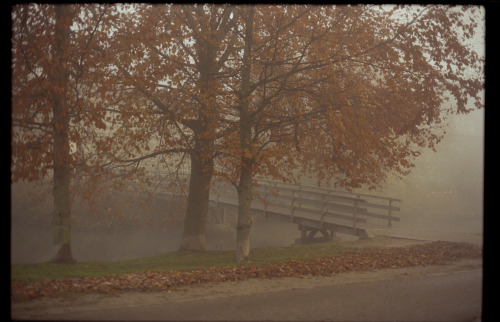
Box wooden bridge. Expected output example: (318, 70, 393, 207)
(209, 179, 401, 244)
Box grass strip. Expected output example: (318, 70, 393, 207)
(12, 238, 358, 283)
(11, 240, 482, 301)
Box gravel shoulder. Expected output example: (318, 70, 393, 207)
(11, 237, 483, 320)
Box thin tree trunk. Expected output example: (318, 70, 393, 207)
(236, 164, 253, 262)
(235, 6, 255, 263)
(51, 5, 74, 263)
(236, 94, 253, 261)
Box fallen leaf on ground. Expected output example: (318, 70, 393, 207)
(11, 241, 482, 301)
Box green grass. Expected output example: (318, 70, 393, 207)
(11, 240, 360, 283)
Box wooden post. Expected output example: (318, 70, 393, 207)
(290, 190, 296, 222)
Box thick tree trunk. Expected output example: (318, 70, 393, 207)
(179, 139, 214, 252)
(51, 5, 74, 263)
(52, 159, 73, 263)
(177, 7, 221, 252)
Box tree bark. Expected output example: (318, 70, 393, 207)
(52, 161, 73, 263)
(51, 5, 74, 263)
(177, 6, 227, 252)
(236, 163, 253, 262)
(178, 60, 216, 252)
(178, 144, 213, 252)
(236, 98, 253, 261)
(235, 6, 255, 263)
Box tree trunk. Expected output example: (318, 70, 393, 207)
(179, 137, 214, 252)
(52, 161, 74, 263)
(235, 6, 255, 263)
(177, 7, 220, 252)
(51, 5, 74, 263)
(236, 165, 253, 262)
(177, 58, 216, 252)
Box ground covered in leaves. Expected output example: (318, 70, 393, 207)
(11, 240, 481, 301)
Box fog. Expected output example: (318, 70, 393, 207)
(11, 109, 483, 264)
(386, 108, 484, 235)
(10, 196, 301, 263)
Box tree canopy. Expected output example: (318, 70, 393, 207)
(12, 4, 484, 260)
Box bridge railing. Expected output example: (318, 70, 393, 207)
(211, 179, 401, 229)
(256, 179, 401, 227)
(146, 172, 401, 229)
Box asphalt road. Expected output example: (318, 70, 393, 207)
(12, 268, 482, 321)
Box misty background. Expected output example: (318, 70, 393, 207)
(11, 108, 484, 264)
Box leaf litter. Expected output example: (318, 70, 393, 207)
(11, 240, 481, 301)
